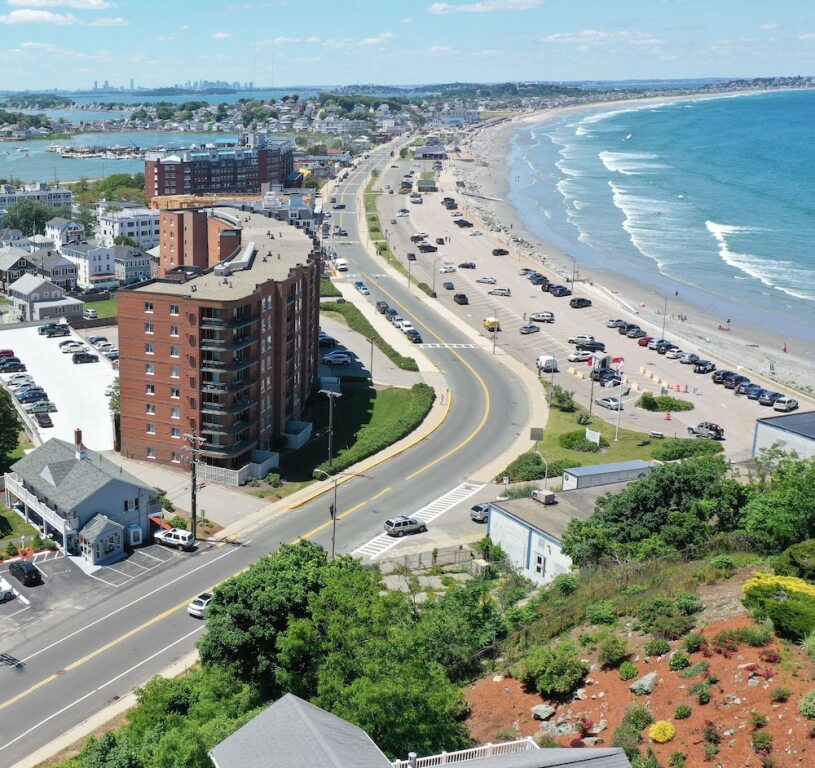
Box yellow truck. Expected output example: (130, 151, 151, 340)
(483, 316, 500, 332)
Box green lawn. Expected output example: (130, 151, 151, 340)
(420, 171, 436, 180)
(320, 277, 341, 298)
(0, 505, 39, 551)
(86, 298, 118, 319)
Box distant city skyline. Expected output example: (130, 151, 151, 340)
(0, 0, 814, 91)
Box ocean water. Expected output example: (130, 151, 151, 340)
(506, 90, 815, 342)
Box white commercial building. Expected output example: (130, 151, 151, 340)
(97, 202, 160, 249)
(61, 243, 119, 290)
(753, 411, 815, 460)
(0, 183, 72, 211)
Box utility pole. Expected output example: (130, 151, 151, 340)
(661, 295, 668, 339)
(182, 432, 207, 540)
(492, 307, 498, 355)
(319, 389, 342, 472)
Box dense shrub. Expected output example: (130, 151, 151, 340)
(773, 539, 815, 581)
(623, 704, 655, 731)
(644, 638, 670, 657)
(637, 392, 694, 412)
(691, 682, 711, 704)
(521, 641, 589, 696)
(619, 661, 639, 680)
(751, 711, 769, 728)
(652, 438, 723, 461)
(674, 705, 692, 720)
(598, 635, 629, 668)
(636, 598, 676, 631)
(679, 661, 710, 678)
(669, 752, 688, 768)
(612, 725, 642, 761)
(771, 686, 792, 703)
(752, 731, 773, 753)
(801, 690, 815, 719)
(651, 613, 695, 640)
(553, 573, 579, 596)
(675, 592, 705, 616)
(587, 600, 618, 626)
(804, 630, 815, 661)
(711, 555, 735, 572)
(549, 384, 577, 413)
(683, 633, 707, 653)
(498, 452, 574, 483)
(649, 721, 676, 744)
(558, 429, 608, 453)
(669, 651, 690, 671)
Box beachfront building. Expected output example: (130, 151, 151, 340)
(97, 202, 160, 250)
(143, 138, 294, 199)
(61, 243, 119, 291)
(44, 217, 85, 248)
(0, 183, 72, 211)
(117, 206, 321, 484)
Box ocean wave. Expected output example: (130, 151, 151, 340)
(705, 220, 815, 303)
(599, 150, 668, 175)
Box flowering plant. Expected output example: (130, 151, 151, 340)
(649, 721, 676, 744)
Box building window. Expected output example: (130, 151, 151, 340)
(170, 366, 180, 378)
(170, 344, 180, 358)
(146, 403, 155, 414)
(170, 303, 179, 316)
(171, 426, 181, 439)
(169, 325, 179, 337)
(170, 387, 180, 399)
(147, 447, 156, 459)
(171, 452, 182, 464)
(145, 343, 154, 355)
(145, 363, 155, 376)
(146, 422, 155, 435)
(535, 554, 546, 577)
(145, 322, 154, 334)
(170, 406, 180, 419)
(146, 383, 155, 395)
(144, 301, 153, 313)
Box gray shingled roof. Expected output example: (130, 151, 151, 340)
(45, 217, 72, 228)
(8, 273, 53, 295)
(209, 693, 392, 768)
(11, 438, 154, 512)
(0, 245, 33, 271)
(451, 749, 631, 768)
(80, 513, 124, 543)
(33, 251, 75, 271)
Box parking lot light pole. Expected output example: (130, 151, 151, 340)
(492, 306, 498, 355)
(319, 389, 342, 473)
(432, 256, 442, 293)
(534, 450, 549, 490)
(661, 295, 668, 339)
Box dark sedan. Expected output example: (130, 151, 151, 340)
(458, 262, 476, 269)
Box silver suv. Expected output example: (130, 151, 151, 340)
(384, 516, 427, 537)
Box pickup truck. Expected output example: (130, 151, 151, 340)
(687, 422, 725, 440)
(45, 326, 70, 338)
(154, 527, 195, 551)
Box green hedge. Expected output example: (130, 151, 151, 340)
(315, 383, 434, 476)
(558, 430, 609, 453)
(320, 277, 341, 297)
(637, 392, 694, 412)
(497, 451, 576, 483)
(772, 539, 815, 581)
(651, 438, 723, 461)
(320, 300, 418, 372)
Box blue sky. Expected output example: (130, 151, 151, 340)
(1, 0, 814, 90)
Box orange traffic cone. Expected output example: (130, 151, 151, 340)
(665, 412, 672, 421)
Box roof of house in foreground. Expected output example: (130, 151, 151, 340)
(756, 410, 815, 440)
(451, 749, 630, 768)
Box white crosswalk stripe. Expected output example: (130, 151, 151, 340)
(418, 343, 477, 349)
(352, 482, 484, 560)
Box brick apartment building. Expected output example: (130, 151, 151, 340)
(144, 139, 294, 199)
(117, 206, 320, 473)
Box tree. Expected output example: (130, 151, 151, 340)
(0, 389, 21, 472)
(114, 234, 141, 248)
(77, 202, 96, 237)
(3, 200, 70, 236)
(108, 378, 120, 414)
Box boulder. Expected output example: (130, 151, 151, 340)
(531, 704, 556, 721)
(557, 722, 577, 736)
(581, 737, 605, 747)
(574, 688, 587, 701)
(629, 672, 659, 696)
(590, 720, 608, 735)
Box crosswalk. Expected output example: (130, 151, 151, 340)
(418, 342, 477, 349)
(352, 481, 484, 560)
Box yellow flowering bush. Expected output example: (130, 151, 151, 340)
(743, 572, 815, 640)
(743, 572, 815, 600)
(649, 720, 676, 744)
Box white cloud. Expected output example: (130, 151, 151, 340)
(85, 16, 126, 25)
(760, 23, 779, 30)
(306, 35, 320, 43)
(799, 33, 815, 40)
(429, 45, 455, 53)
(400, 17, 413, 23)
(0, 9, 77, 23)
(541, 29, 664, 49)
(473, 48, 498, 56)
(358, 31, 394, 45)
(429, 0, 544, 15)
(7, 0, 112, 7)
(211, 31, 232, 39)
(261, 35, 301, 45)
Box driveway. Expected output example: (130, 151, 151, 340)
(0, 325, 117, 450)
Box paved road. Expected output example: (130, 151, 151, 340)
(0, 143, 530, 766)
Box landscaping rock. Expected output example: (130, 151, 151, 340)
(748, 677, 760, 687)
(537, 723, 559, 740)
(629, 672, 659, 695)
(581, 737, 605, 747)
(531, 704, 556, 721)
(492, 675, 504, 683)
(590, 720, 608, 735)
(557, 722, 577, 736)
(574, 688, 587, 701)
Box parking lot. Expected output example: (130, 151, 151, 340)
(0, 325, 117, 450)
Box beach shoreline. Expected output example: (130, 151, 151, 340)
(449, 94, 815, 398)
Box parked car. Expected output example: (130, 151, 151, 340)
(665, 348, 684, 359)
(62, 342, 86, 354)
(435, 237, 445, 245)
(568, 351, 593, 363)
(406, 329, 423, 344)
(712, 369, 736, 384)
(72, 352, 99, 364)
(34, 413, 54, 428)
(550, 285, 572, 297)
(458, 262, 476, 269)
(693, 360, 716, 374)
(758, 390, 785, 406)
(519, 324, 540, 335)
(17, 391, 48, 404)
(595, 396, 623, 411)
(568, 334, 595, 345)
(398, 320, 416, 334)
(627, 328, 647, 339)
(638, 336, 654, 347)
(648, 338, 668, 350)
(773, 396, 799, 412)
(439, 264, 455, 274)
(9, 560, 42, 587)
(529, 312, 555, 323)
(0, 349, 15, 359)
(386, 308, 399, 322)
(154, 527, 195, 551)
(453, 293, 469, 305)
(384, 516, 427, 537)
(0, 576, 14, 601)
(332, 203, 346, 210)
(0, 362, 25, 373)
(723, 374, 750, 390)
(739, 383, 763, 398)
(607, 319, 625, 328)
(25, 401, 56, 414)
(590, 367, 617, 382)
(187, 593, 213, 618)
(418, 243, 438, 253)
(407, 252, 416, 261)
(442, 281, 455, 291)
(45, 326, 70, 337)
(530, 275, 549, 286)
(38, 323, 59, 335)
(488, 287, 511, 296)
(376, 301, 389, 313)
(655, 341, 675, 354)
(618, 323, 638, 335)
(470, 503, 490, 523)
(688, 422, 724, 439)
(679, 353, 700, 365)
(82, 308, 98, 319)
(321, 351, 353, 366)
(105, 351, 119, 361)
(577, 341, 606, 353)
(476, 276, 497, 284)
(492, 248, 509, 256)
(353, 281, 370, 295)
(519, 268, 534, 276)
(318, 335, 337, 348)
(6, 374, 33, 387)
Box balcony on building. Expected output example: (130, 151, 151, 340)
(200, 331, 257, 353)
(199, 354, 257, 375)
(201, 395, 255, 416)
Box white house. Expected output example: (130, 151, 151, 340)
(44, 217, 85, 248)
(0, 182, 72, 211)
(96, 202, 160, 249)
(61, 243, 119, 290)
(484, 482, 633, 585)
(753, 411, 815, 460)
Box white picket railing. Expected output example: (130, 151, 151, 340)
(391, 737, 537, 768)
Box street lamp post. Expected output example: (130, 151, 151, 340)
(534, 450, 549, 490)
(313, 468, 339, 559)
(432, 256, 442, 294)
(319, 389, 342, 472)
(571, 256, 577, 286)
(407, 255, 413, 289)
(492, 306, 498, 355)
(368, 337, 374, 382)
(661, 295, 668, 339)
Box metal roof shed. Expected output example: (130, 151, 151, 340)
(562, 459, 654, 491)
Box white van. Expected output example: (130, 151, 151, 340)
(334, 259, 349, 272)
(536, 355, 558, 373)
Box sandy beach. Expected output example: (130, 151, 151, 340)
(449, 96, 815, 399)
